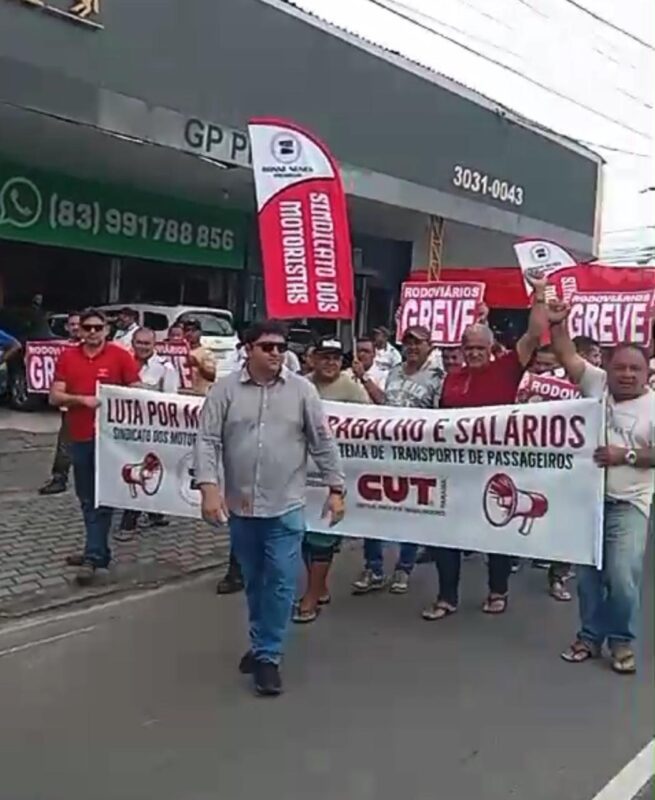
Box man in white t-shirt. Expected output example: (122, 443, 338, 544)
(347, 336, 388, 403)
(373, 326, 402, 373)
(112, 307, 140, 350)
(549, 303, 655, 675)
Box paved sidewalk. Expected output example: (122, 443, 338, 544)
(0, 423, 229, 617)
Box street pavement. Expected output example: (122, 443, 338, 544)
(0, 409, 229, 616)
(0, 543, 652, 800)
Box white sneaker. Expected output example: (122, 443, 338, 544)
(352, 569, 386, 595)
(389, 570, 410, 594)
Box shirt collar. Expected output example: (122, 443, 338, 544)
(239, 364, 288, 385)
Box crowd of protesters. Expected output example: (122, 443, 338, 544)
(5, 294, 651, 698)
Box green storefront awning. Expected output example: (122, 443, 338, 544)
(0, 158, 247, 269)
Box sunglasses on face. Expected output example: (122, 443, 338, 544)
(82, 323, 104, 332)
(255, 342, 288, 354)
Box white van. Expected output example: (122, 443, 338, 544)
(99, 303, 238, 370)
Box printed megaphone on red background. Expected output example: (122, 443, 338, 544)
(483, 473, 548, 536)
(121, 452, 164, 499)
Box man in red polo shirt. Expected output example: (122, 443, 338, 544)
(50, 308, 140, 585)
(422, 276, 549, 621)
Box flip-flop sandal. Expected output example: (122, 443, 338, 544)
(318, 594, 332, 606)
(610, 647, 636, 675)
(549, 580, 572, 602)
(561, 639, 600, 663)
(482, 595, 508, 615)
(422, 602, 457, 621)
(292, 604, 321, 624)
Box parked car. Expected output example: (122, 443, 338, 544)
(99, 303, 239, 373)
(0, 307, 64, 411)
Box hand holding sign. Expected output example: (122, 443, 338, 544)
(547, 300, 570, 325)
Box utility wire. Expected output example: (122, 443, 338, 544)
(366, 0, 653, 139)
(384, 0, 522, 58)
(556, 0, 655, 52)
(575, 140, 651, 158)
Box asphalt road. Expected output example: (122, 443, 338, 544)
(0, 544, 652, 800)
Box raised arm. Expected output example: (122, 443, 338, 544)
(516, 276, 549, 367)
(547, 302, 587, 384)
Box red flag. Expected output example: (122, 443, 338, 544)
(248, 118, 354, 320)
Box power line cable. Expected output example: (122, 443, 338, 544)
(556, 0, 655, 52)
(575, 140, 651, 158)
(385, 0, 522, 58)
(366, 0, 653, 139)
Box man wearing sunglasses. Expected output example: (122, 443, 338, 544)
(195, 320, 344, 697)
(50, 308, 141, 586)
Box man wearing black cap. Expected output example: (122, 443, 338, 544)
(353, 324, 444, 596)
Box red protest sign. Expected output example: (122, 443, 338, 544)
(154, 342, 193, 391)
(397, 281, 485, 346)
(567, 290, 655, 347)
(249, 118, 354, 320)
(516, 372, 582, 404)
(25, 340, 75, 394)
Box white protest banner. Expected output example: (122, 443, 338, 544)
(397, 281, 485, 345)
(154, 342, 193, 391)
(516, 372, 582, 404)
(97, 386, 604, 566)
(25, 340, 74, 393)
(567, 290, 655, 347)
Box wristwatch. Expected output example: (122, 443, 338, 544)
(625, 449, 638, 467)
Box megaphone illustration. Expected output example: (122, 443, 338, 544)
(121, 452, 164, 499)
(483, 473, 548, 536)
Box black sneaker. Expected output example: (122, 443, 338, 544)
(253, 661, 282, 697)
(38, 477, 67, 496)
(238, 651, 256, 674)
(216, 571, 244, 595)
(75, 562, 96, 586)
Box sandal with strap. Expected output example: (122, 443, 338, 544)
(561, 639, 600, 663)
(482, 594, 508, 615)
(610, 645, 636, 675)
(549, 580, 572, 602)
(317, 593, 332, 606)
(421, 601, 457, 621)
(292, 604, 321, 624)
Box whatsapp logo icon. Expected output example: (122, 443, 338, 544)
(0, 177, 43, 229)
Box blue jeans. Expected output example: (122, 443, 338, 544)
(364, 539, 418, 575)
(70, 441, 113, 568)
(577, 500, 649, 647)
(230, 508, 305, 665)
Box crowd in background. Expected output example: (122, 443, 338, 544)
(0, 298, 652, 696)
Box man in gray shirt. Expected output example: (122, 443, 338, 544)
(195, 320, 345, 697)
(352, 325, 444, 596)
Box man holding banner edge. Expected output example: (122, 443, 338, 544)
(548, 301, 655, 675)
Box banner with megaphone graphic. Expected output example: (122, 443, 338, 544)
(96, 385, 604, 566)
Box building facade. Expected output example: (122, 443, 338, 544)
(0, 0, 602, 331)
